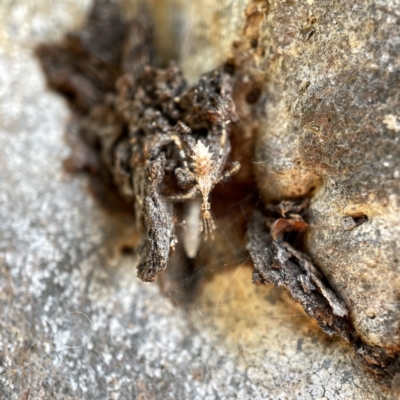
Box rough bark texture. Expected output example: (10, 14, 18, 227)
(0, 0, 398, 398)
(241, 0, 400, 359)
(160, 0, 400, 383)
(36, 1, 241, 282)
(247, 211, 398, 381)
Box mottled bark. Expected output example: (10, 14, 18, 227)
(0, 0, 399, 398)
(144, 0, 400, 387)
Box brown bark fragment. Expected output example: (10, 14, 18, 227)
(247, 210, 398, 382)
(36, 0, 240, 282)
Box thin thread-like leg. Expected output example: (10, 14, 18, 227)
(169, 134, 189, 168)
(214, 119, 231, 171)
(168, 186, 198, 202)
(216, 161, 241, 184)
(169, 121, 192, 171)
(201, 215, 216, 241)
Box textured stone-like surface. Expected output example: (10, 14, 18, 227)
(0, 1, 392, 399)
(245, 0, 400, 353)
(157, 0, 400, 370)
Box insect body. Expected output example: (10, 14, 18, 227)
(167, 120, 240, 240)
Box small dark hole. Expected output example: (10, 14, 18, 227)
(194, 128, 209, 138)
(284, 231, 302, 248)
(306, 30, 315, 40)
(60, 89, 77, 103)
(223, 62, 236, 75)
(353, 213, 368, 225)
(302, 27, 316, 41)
(250, 38, 258, 48)
(246, 87, 261, 104)
(121, 245, 135, 255)
(342, 213, 368, 231)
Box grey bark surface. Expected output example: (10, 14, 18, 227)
(0, 1, 394, 399)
